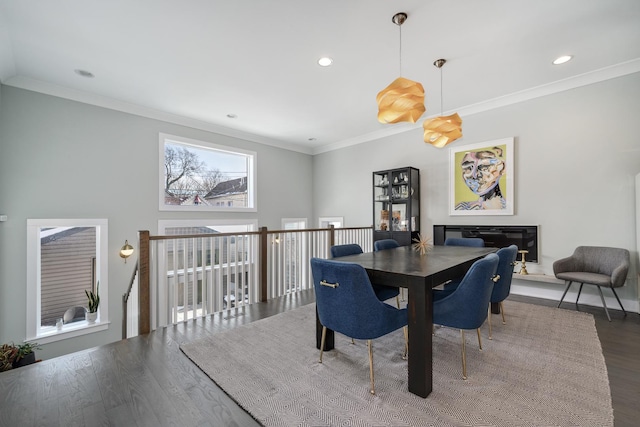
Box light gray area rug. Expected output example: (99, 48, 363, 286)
(180, 301, 613, 426)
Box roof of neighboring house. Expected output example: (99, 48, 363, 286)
(41, 227, 92, 245)
(164, 226, 219, 235)
(164, 190, 184, 205)
(205, 177, 247, 199)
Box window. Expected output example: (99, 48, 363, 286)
(26, 219, 109, 343)
(159, 133, 256, 212)
(319, 217, 344, 228)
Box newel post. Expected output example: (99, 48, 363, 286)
(329, 224, 335, 249)
(259, 226, 268, 302)
(138, 230, 150, 335)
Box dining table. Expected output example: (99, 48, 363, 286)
(315, 244, 497, 398)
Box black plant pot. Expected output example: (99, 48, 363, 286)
(12, 352, 36, 368)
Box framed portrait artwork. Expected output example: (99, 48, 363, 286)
(449, 137, 514, 215)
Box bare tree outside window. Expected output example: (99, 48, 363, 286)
(159, 134, 256, 211)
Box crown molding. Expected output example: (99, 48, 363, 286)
(312, 58, 640, 155)
(2, 76, 314, 155)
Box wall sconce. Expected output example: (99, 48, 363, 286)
(119, 240, 134, 263)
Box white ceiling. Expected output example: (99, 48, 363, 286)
(1, 0, 639, 154)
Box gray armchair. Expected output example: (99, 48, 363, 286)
(553, 246, 629, 321)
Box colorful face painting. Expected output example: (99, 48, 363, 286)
(455, 146, 506, 211)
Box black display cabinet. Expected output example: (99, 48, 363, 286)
(373, 167, 420, 246)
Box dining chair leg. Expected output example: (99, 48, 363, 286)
(460, 329, 467, 380)
(367, 340, 375, 395)
(401, 288, 405, 301)
(402, 326, 408, 360)
(476, 328, 483, 351)
(395, 296, 400, 308)
(500, 301, 506, 324)
(610, 287, 627, 316)
(488, 307, 493, 340)
(351, 338, 355, 344)
(319, 326, 327, 363)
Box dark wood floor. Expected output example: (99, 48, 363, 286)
(1, 291, 638, 427)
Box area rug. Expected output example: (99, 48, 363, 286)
(180, 301, 613, 426)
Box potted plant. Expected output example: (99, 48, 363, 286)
(85, 281, 100, 323)
(1, 341, 40, 372)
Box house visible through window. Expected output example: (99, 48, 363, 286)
(26, 219, 109, 343)
(159, 133, 256, 212)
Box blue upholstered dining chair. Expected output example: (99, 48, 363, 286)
(487, 245, 519, 339)
(444, 237, 485, 247)
(432, 253, 499, 380)
(331, 244, 400, 307)
(373, 239, 400, 251)
(373, 239, 406, 301)
(310, 257, 408, 395)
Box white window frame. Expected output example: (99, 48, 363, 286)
(26, 218, 109, 344)
(319, 216, 344, 228)
(159, 133, 257, 212)
(281, 218, 308, 230)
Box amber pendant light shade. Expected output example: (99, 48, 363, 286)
(377, 77, 426, 124)
(423, 59, 462, 147)
(376, 12, 426, 124)
(423, 113, 463, 148)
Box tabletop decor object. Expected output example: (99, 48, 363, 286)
(412, 233, 433, 255)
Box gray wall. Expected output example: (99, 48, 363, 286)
(313, 72, 640, 310)
(0, 85, 313, 359)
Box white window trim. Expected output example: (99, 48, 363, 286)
(159, 133, 257, 212)
(281, 218, 308, 230)
(26, 218, 109, 344)
(319, 216, 344, 228)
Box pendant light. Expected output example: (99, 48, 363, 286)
(376, 12, 425, 124)
(423, 59, 462, 147)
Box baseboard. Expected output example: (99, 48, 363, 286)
(510, 278, 639, 314)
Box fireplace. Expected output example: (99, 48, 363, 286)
(433, 224, 539, 263)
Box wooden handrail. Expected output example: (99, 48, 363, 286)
(135, 225, 372, 334)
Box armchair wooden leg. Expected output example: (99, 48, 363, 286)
(319, 326, 327, 363)
(460, 330, 467, 380)
(476, 328, 483, 351)
(367, 340, 375, 395)
(610, 287, 627, 317)
(596, 286, 612, 322)
(500, 301, 506, 324)
(395, 296, 400, 308)
(557, 281, 573, 308)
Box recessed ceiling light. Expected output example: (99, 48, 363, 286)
(317, 57, 333, 67)
(227, 113, 238, 119)
(552, 55, 573, 65)
(74, 69, 94, 78)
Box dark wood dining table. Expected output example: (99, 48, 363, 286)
(316, 244, 497, 398)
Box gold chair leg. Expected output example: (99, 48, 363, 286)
(402, 326, 408, 360)
(401, 287, 405, 301)
(395, 296, 400, 308)
(500, 301, 506, 324)
(368, 340, 375, 395)
(319, 326, 327, 363)
(460, 330, 467, 380)
(488, 306, 493, 340)
(476, 328, 483, 351)
(351, 338, 355, 344)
